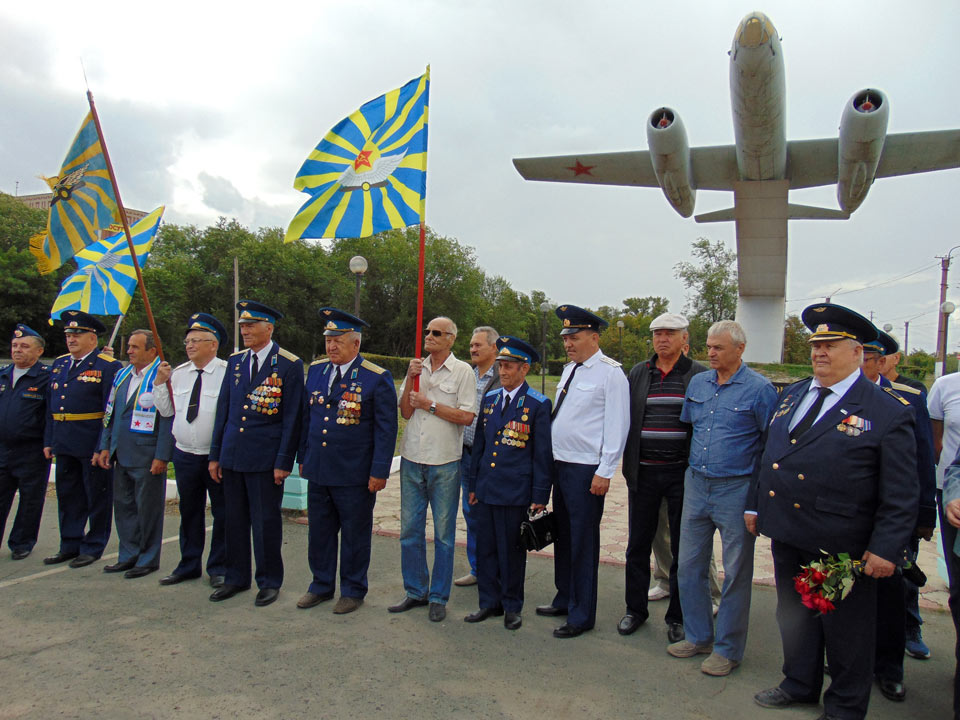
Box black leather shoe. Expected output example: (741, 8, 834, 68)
(535, 604, 568, 617)
(464, 607, 504, 623)
(255, 588, 279, 607)
(553, 623, 584, 639)
(11, 549, 30, 560)
(428, 602, 446, 622)
(209, 575, 226, 588)
(69, 554, 97, 568)
(43, 551, 78, 565)
(209, 584, 249, 602)
(103, 559, 137, 573)
(388, 596, 429, 613)
(124, 566, 157, 579)
(667, 622, 685, 643)
(878, 678, 906, 702)
(159, 573, 198, 586)
(754, 687, 818, 708)
(504, 612, 522, 630)
(617, 613, 645, 635)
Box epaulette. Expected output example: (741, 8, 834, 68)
(310, 358, 331, 366)
(174, 360, 192, 371)
(57, 353, 71, 359)
(360, 359, 385, 375)
(890, 381, 922, 397)
(484, 388, 501, 397)
(97, 352, 120, 363)
(278, 348, 300, 362)
(230, 350, 246, 357)
(526, 388, 548, 403)
(600, 356, 622, 367)
(882, 386, 911, 406)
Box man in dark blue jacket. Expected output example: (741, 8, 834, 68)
(0, 324, 51, 559)
(297, 308, 397, 614)
(208, 301, 303, 607)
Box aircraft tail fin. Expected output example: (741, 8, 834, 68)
(695, 204, 849, 223)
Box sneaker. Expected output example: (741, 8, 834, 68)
(648, 586, 670, 601)
(454, 573, 477, 587)
(905, 629, 931, 660)
(701, 652, 739, 676)
(667, 640, 713, 658)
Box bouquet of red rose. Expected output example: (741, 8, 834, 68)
(794, 552, 864, 614)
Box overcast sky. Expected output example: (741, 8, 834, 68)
(3, 0, 958, 352)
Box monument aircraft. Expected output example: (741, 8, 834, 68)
(513, 11, 960, 361)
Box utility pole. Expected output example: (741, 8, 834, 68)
(937, 254, 951, 364)
(904, 321, 909, 358)
(869, 310, 875, 322)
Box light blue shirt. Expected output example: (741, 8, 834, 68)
(681, 363, 778, 478)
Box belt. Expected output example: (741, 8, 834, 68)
(51, 412, 105, 422)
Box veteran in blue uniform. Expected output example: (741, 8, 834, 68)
(43, 310, 121, 568)
(208, 301, 304, 607)
(0, 324, 51, 559)
(748, 304, 918, 720)
(296, 308, 398, 614)
(463, 337, 552, 631)
(536, 305, 629, 638)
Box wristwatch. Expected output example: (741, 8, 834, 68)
(429, 401, 437, 414)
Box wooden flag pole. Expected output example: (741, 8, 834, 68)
(106, 314, 124, 349)
(86, 90, 172, 400)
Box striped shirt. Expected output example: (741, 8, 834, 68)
(639, 365, 689, 466)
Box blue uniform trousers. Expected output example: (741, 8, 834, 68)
(54, 453, 112, 557)
(171, 448, 226, 578)
(459, 445, 478, 576)
(0, 444, 50, 553)
(772, 539, 877, 720)
(113, 462, 166, 569)
(307, 483, 376, 599)
(874, 572, 906, 682)
(223, 469, 283, 590)
(550, 461, 604, 630)
(475, 501, 527, 613)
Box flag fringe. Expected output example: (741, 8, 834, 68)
(29, 233, 56, 275)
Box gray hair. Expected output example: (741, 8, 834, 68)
(707, 320, 746, 346)
(434, 316, 458, 338)
(472, 326, 499, 345)
(130, 329, 157, 351)
(27, 334, 46, 350)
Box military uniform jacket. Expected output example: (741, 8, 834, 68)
(750, 373, 918, 563)
(98, 373, 174, 469)
(209, 342, 304, 473)
(44, 351, 121, 457)
(299, 355, 398, 485)
(0, 361, 50, 456)
(465, 381, 553, 507)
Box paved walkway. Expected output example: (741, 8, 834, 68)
(371, 463, 952, 612)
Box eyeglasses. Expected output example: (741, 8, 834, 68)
(183, 338, 215, 346)
(425, 329, 453, 337)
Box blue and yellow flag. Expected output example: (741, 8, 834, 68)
(50, 206, 164, 319)
(285, 70, 429, 242)
(29, 112, 120, 274)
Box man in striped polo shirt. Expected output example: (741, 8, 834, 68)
(620, 313, 707, 640)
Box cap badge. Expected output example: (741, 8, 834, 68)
(14, 330, 22, 337)
(816, 324, 829, 333)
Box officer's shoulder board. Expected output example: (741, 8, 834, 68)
(525, 388, 548, 403)
(56, 352, 71, 360)
(97, 352, 120, 363)
(310, 358, 330, 367)
(360, 359, 386, 375)
(600, 356, 622, 368)
(484, 388, 501, 398)
(890, 380, 922, 397)
(882, 386, 911, 406)
(174, 360, 193, 372)
(230, 349, 246, 358)
(278, 348, 300, 362)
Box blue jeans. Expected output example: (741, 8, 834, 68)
(460, 446, 477, 575)
(399, 458, 461, 605)
(678, 468, 755, 661)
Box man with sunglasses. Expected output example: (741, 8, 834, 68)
(391, 317, 476, 622)
(153, 313, 229, 588)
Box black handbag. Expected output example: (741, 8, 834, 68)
(520, 510, 558, 551)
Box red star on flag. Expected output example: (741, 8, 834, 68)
(566, 160, 595, 176)
(133, 420, 141, 427)
(354, 150, 372, 171)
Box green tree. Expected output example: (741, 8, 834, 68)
(782, 315, 810, 364)
(674, 237, 738, 324)
(622, 296, 669, 318)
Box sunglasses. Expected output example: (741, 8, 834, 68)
(425, 329, 453, 337)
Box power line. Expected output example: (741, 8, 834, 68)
(785, 261, 939, 304)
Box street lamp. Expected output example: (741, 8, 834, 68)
(349, 255, 368, 317)
(540, 301, 552, 393)
(617, 319, 625, 363)
(940, 300, 956, 377)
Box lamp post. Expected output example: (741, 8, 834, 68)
(617, 319, 625, 364)
(349, 255, 367, 317)
(940, 301, 957, 377)
(540, 301, 552, 393)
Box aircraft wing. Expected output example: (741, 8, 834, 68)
(787, 130, 960, 189)
(512, 144, 738, 190)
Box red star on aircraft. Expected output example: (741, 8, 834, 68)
(354, 150, 373, 171)
(566, 160, 595, 176)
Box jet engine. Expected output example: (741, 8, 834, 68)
(837, 89, 889, 213)
(646, 107, 696, 217)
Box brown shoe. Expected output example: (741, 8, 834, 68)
(454, 573, 477, 587)
(701, 652, 739, 676)
(333, 596, 363, 614)
(297, 591, 334, 609)
(667, 640, 713, 658)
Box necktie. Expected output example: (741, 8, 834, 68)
(502, 391, 513, 413)
(250, 353, 259, 381)
(789, 386, 834, 439)
(186, 369, 203, 423)
(551, 363, 583, 419)
(330, 366, 342, 393)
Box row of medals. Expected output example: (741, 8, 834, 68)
(337, 390, 362, 424)
(837, 415, 869, 437)
(249, 376, 282, 415)
(502, 419, 530, 448)
(76, 370, 102, 383)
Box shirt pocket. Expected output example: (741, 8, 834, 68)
(683, 394, 708, 423)
(436, 381, 459, 402)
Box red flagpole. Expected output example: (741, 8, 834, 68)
(413, 66, 430, 392)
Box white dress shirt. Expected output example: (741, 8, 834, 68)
(126, 364, 148, 402)
(152, 357, 228, 455)
(551, 349, 630, 478)
(248, 344, 272, 379)
(787, 368, 861, 432)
